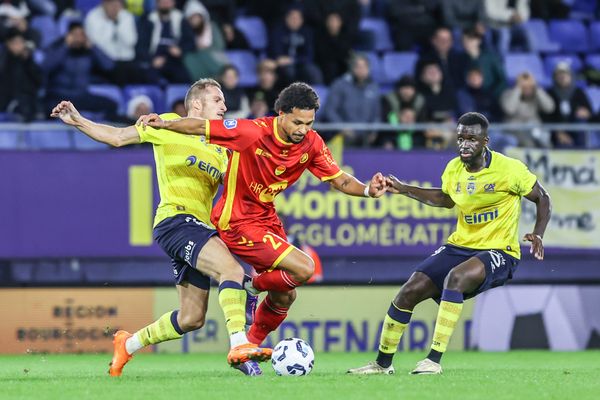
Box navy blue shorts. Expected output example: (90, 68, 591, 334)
(153, 214, 218, 290)
(415, 244, 519, 300)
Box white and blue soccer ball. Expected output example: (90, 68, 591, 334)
(271, 338, 315, 376)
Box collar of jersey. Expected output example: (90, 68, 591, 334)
(484, 147, 492, 168)
(273, 117, 293, 146)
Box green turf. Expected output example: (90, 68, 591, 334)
(0, 351, 598, 400)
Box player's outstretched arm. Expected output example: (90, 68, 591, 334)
(329, 172, 388, 198)
(386, 174, 455, 208)
(523, 181, 552, 260)
(137, 113, 206, 136)
(50, 101, 140, 147)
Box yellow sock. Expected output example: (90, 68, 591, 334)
(379, 314, 410, 353)
(135, 311, 183, 347)
(431, 290, 464, 353)
(218, 281, 247, 337)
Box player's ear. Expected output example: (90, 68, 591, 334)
(191, 98, 202, 113)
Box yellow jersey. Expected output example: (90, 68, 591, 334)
(441, 150, 537, 259)
(135, 113, 228, 227)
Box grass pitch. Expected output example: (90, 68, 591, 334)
(1, 351, 598, 400)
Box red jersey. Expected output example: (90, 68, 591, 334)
(205, 116, 342, 230)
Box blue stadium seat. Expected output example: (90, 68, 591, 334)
(88, 84, 125, 115)
(382, 52, 418, 84)
(0, 131, 21, 149)
(364, 52, 383, 84)
(523, 20, 561, 53)
(548, 20, 590, 53)
(585, 54, 600, 70)
(359, 18, 394, 52)
(584, 87, 600, 113)
(75, 0, 99, 16)
(123, 84, 166, 114)
(30, 15, 60, 49)
(72, 132, 110, 150)
(312, 84, 329, 108)
(504, 53, 549, 86)
(543, 54, 583, 76)
(570, 0, 597, 19)
(235, 16, 267, 50)
(165, 84, 189, 113)
(25, 128, 72, 149)
(225, 50, 258, 87)
(589, 21, 600, 51)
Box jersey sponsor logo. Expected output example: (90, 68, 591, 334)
(185, 155, 224, 181)
(275, 165, 286, 176)
(431, 245, 446, 256)
(281, 149, 289, 157)
(321, 144, 336, 165)
(224, 119, 237, 129)
(484, 183, 496, 192)
(300, 153, 309, 164)
(467, 181, 476, 195)
(255, 148, 272, 158)
(464, 208, 499, 224)
(251, 181, 289, 202)
(488, 250, 506, 273)
(183, 240, 196, 264)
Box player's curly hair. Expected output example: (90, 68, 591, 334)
(457, 112, 489, 135)
(274, 82, 320, 113)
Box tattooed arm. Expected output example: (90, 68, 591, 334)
(329, 172, 388, 198)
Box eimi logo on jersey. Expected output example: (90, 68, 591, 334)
(464, 208, 499, 224)
(224, 119, 237, 129)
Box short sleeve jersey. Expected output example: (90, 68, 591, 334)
(441, 150, 537, 259)
(205, 117, 342, 230)
(136, 113, 228, 227)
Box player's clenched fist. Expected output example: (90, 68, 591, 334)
(385, 174, 409, 195)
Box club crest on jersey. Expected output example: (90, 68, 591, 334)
(223, 119, 237, 129)
(275, 165, 286, 176)
(299, 153, 309, 164)
(467, 181, 476, 195)
(484, 183, 496, 192)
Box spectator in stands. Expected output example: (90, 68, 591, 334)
(417, 61, 457, 149)
(441, 0, 486, 34)
(126, 94, 153, 123)
(200, 0, 249, 50)
(247, 91, 270, 119)
(529, 0, 570, 20)
(0, 0, 40, 46)
(385, 0, 441, 51)
(269, 5, 323, 85)
(171, 98, 186, 116)
(219, 64, 249, 119)
(458, 29, 507, 98)
(457, 67, 502, 121)
(43, 21, 118, 118)
(124, 0, 155, 17)
(136, 0, 193, 84)
(85, 0, 148, 85)
(324, 53, 380, 146)
(0, 28, 42, 121)
(25, 0, 56, 17)
(415, 27, 464, 92)
(382, 75, 426, 123)
(484, 0, 530, 54)
(248, 59, 281, 115)
(500, 71, 555, 147)
(183, 0, 227, 81)
(315, 12, 353, 85)
(378, 106, 423, 150)
(545, 62, 593, 148)
(302, 0, 360, 42)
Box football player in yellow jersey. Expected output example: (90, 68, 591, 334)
(50, 79, 271, 376)
(348, 112, 552, 376)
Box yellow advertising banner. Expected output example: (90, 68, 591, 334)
(506, 149, 600, 249)
(0, 289, 154, 354)
(154, 287, 474, 354)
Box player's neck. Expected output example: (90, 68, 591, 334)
(464, 149, 487, 173)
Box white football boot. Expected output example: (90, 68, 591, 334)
(347, 361, 395, 375)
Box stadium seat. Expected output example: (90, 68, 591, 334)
(123, 85, 166, 114)
(523, 20, 561, 53)
(589, 21, 600, 51)
(88, 84, 125, 115)
(548, 20, 590, 53)
(504, 53, 549, 86)
(585, 54, 600, 70)
(165, 84, 189, 113)
(72, 132, 110, 150)
(312, 85, 329, 108)
(543, 54, 583, 76)
(382, 52, 418, 84)
(225, 50, 258, 87)
(75, 0, 98, 16)
(30, 16, 60, 49)
(570, 0, 597, 19)
(359, 18, 394, 52)
(0, 131, 21, 149)
(25, 128, 72, 150)
(363, 52, 383, 84)
(584, 87, 600, 113)
(235, 16, 267, 50)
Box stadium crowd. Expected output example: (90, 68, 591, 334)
(1, 0, 600, 149)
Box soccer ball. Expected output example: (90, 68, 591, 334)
(271, 338, 314, 376)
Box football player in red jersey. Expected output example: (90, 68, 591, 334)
(138, 82, 388, 345)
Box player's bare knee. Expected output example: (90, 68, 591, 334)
(445, 268, 467, 292)
(178, 313, 205, 332)
(269, 290, 297, 308)
(294, 257, 315, 283)
(396, 284, 420, 309)
(220, 260, 244, 284)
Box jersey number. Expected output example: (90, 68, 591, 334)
(263, 234, 282, 250)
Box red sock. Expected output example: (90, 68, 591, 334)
(252, 270, 301, 292)
(247, 296, 288, 345)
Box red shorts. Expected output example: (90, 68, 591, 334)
(218, 223, 295, 273)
